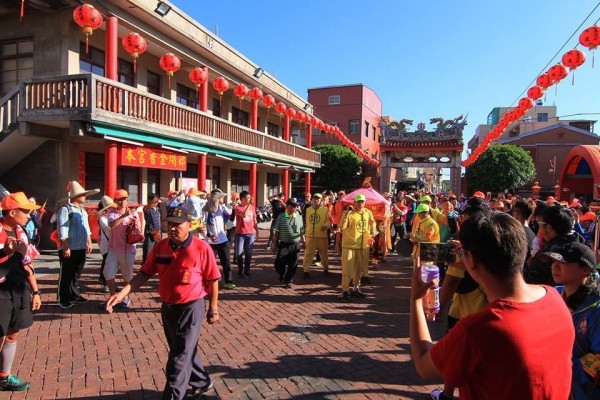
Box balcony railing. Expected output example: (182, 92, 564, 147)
(7, 73, 319, 165)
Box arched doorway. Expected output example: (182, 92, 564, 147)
(558, 145, 600, 203)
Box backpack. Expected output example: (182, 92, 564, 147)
(50, 203, 73, 247)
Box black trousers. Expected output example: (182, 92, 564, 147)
(58, 249, 87, 304)
(210, 241, 232, 283)
(274, 242, 301, 284)
(161, 299, 210, 400)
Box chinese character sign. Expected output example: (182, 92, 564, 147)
(119, 145, 187, 171)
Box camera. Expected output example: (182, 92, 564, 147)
(420, 242, 455, 263)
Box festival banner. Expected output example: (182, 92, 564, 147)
(119, 145, 187, 171)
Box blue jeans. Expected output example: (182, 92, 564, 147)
(235, 233, 255, 276)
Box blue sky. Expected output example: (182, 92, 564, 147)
(172, 0, 600, 145)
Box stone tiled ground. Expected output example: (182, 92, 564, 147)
(6, 226, 446, 399)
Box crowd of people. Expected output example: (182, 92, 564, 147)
(0, 180, 599, 399)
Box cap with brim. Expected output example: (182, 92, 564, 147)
(473, 191, 485, 199)
(420, 195, 432, 203)
(416, 204, 430, 213)
(542, 242, 597, 271)
(449, 194, 457, 199)
(188, 188, 201, 196)
(1, 192, 40, 211)
(210, 188, 227, 199)
(167, 190, 178, 196)
(580, 212, 597, 222)
(113, 189, 128, 200)
(97, 195, 117, 214)
(569, 200, 581, 208)
(166, 206, 193, 224)
(355, 194, 366, 202)
(312, 193, 323, 199)
(59, 181, 100, 202)
(404, 195, 416, 202)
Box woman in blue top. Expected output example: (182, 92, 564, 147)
(544, 242, 600, 400)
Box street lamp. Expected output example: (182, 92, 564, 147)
(531, 181, 541, 200)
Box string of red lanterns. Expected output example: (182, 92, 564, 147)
(463, 25, 598, 167)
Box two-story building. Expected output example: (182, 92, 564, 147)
(0, 0, 321, 210)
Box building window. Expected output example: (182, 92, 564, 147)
(118, 58, 134, 86)
(349, 119, 360, 135)
(176, 83, 198, 109)
(372, 125, 376, 140)
(212, 98, 221, 118)
(182, 163, 198, 178)
(267, 122, 280, 137)
(365, 121, 370, 137)
(232, 106, 249, 127)
(212, 166, 221, 189)
(328, 95, 340, 105)
(147, 169, 161, 197)
(267, 173, 279, 197)
(312, 127, 323, 136)
(79, 44, 134, 86)
(147, 71, 161, 96)
(79, 43, 105, 76)
(0, 38, 33, 96)
(117, 166, 140, 204)
(231, 168, 249, 194)
(85, 152, 103, 202)
(537, 113, 548, 122)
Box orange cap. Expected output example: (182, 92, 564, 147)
(113, 189, 129, 200)
(472, 191, 485, 199)
(1, 192, 40, 211)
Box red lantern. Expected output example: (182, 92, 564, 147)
(159, 53, 181, 89)
(274, 101, 287, 115)
(189, 67, 208, 87)
(122, 33, 147, 73)
(73, 4, 103, 54)
(562, 49, 586, 70)
(536, 73, 554, 89)
(579, 25, 600, 50)
(518, 97, 534, 111)
(213, 77, 229, 96)
(262, 95, 275, 108)
(233, 84, 249, 100)
(295, 111, 305, 124)
(548, 64, 568, 83)
(249, 87, 263, 101)
(310, 116, 318, 126)
(527, 86, 544, 100)
(285, 107, 296, 120)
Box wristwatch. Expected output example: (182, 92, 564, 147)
(32, 290, 41, 296)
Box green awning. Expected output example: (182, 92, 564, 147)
(294, 165, 315, 173)
(93, 123, 260, 162)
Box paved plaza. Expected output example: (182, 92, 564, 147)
(6, 225, 445, 400)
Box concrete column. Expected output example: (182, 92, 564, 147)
(104, 142, 118, 197)
(105, 16, 118, 81)
(304, 172, 311, 195)
(282, 170, 289, 199)
(198, 154, 207, 191)
(450, 165, 461, 195)
(380, 166, 392, 194)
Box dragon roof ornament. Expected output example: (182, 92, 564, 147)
(380, 115, 466, 143)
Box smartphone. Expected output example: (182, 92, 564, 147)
(420, 242, 455, 263)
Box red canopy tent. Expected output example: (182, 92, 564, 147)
(340, 179, 389, 220)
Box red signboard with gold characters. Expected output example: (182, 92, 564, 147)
(119, 145, 187, 171)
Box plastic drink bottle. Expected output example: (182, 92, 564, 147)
(421, 264, 440, 321)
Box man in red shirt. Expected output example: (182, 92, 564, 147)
(234, 190, 259, 278)
(410, 212, 574, 399)
(107, 206, 221, 400)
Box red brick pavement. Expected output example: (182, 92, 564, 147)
(6, 228, 446, 400)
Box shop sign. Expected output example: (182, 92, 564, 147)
(119, 145, 187, 171)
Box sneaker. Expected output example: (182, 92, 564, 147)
(114, 298, 131, 309)
(303, 272, 310, 279)
(0, 375, 30, 391)
(223, 282, 236, 289)
(187, 381, 214, 399)
(351, 289, 366, 298)
(59, 302, 73, 309)
(285, 283, 293, 289)
(431, 388, 447, 400)
(313, 261, 322, 267)
(242, 273, 252, 279)
(278, 274, 284, 282)
(342, 291, 349, 301)
(71, 296, 89, 304)
(101, 285, 109, 294)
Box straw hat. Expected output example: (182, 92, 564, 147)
(96, 195, 117, 214)
(59, 181, 100, 202)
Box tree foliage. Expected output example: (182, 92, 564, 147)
(465, 144, 535, 194)
(313, 144, 361, 190)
